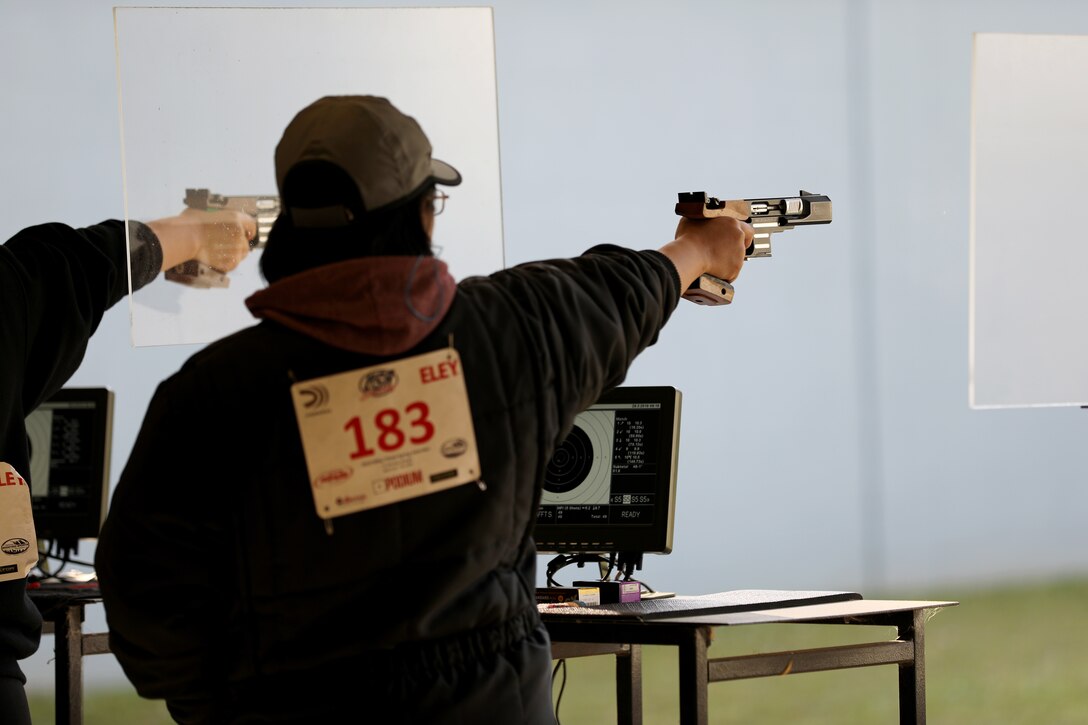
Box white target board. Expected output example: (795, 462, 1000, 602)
(970, 33, 1088, 408)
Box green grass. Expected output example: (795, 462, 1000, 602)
(30, 686, 173, 724)
(29, 579, 1088, 724)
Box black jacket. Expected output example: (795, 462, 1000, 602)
(96, 245, 680, 723)
(0, 220, 160, 684)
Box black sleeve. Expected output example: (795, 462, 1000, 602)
(127, 221, 165, 291)
(2, 220, 161, 412)
(465, 244, 681, 440)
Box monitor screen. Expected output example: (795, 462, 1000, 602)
(533, 386, 681, 556)
(26, 388, 114, 544)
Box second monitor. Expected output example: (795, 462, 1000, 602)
(26, 387, 115, 554)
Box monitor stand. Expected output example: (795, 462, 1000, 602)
(543, 551, 675, 599)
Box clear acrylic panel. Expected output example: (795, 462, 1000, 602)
(970, 32, 1088, 408)
(114, 7, 502, 347)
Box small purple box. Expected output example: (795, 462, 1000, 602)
(617, 581, 642, 603)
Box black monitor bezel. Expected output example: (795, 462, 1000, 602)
(533, 385, 681, 556)
(27, 387, 114, 543)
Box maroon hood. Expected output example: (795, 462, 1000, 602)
(245, 256, 456, 356)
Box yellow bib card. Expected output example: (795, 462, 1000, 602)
(291, 348, 480, 519)
(0, 463, 38, 582)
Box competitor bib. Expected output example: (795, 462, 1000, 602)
(0, 463, 38, 582)
(291, 348, 480, 519)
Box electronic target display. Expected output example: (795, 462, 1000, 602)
(25, 388, 114, 545)
(534, 386, 681, 555)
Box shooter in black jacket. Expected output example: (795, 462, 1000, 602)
(95, 95, 754, 724)
(0, 212, 253, 723)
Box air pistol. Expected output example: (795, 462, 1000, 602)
(676, 190, 832, 305)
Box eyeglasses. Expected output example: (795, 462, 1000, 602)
(427, 191, 449, 216)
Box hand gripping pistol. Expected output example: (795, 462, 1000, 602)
(164, 188, 281, 288)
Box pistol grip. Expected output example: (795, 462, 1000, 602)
(164, 260, 230, 289)
(682, 274, 734, 305)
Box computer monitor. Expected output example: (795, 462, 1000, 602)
(533, 386, 681, 558)
(25, 387, 114, 550)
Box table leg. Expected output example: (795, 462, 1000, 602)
(897, 608, 927, 725)
(615, 643, 643, 725)
(54, 606, 84, 725)
(677, 626, 710, 725)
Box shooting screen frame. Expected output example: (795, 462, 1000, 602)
(533, 386, 681, 557)
(26, 387, 114, 545)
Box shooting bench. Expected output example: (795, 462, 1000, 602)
(30, 586, 954, 725)
(544, 596, 957, 725)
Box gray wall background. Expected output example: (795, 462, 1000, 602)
(3, 0, 1086, 691)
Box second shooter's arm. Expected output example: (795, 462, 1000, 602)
(675, 189, 832, 305)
